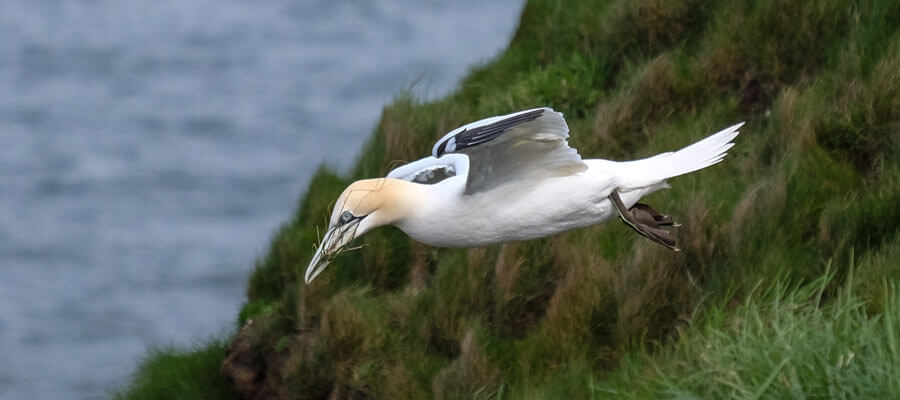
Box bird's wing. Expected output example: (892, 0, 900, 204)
(386, 154, 469, 185)
(432, 107, 587, 194)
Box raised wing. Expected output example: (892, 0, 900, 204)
(387, 154, 469, 185)
(432, 107, 587, 194)
(433, 109, 545, 157)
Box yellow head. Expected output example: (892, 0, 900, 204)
(304, 178, 421, 283)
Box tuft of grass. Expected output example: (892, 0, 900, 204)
(113, 340, 240, 400)
(595, 268, 900, 398)
(856, 235, 900, 313)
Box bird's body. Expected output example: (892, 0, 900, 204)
(305, 107, 742, 283)
(391, 160, 656, 247)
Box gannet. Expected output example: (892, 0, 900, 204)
(305, 107, 742, 283)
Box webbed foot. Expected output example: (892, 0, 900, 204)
(609, 190, 680, 251)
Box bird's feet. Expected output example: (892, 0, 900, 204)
(609, 190, 680, 251)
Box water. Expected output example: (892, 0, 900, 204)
(0, 1, 523, 398)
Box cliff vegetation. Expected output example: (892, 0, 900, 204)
(118, 0, 900, 398)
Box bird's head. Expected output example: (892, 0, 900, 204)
(304, 178, 419, 284)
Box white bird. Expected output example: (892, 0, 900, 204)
(305, 107, 742, 283)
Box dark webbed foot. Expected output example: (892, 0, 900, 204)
(629, 203, 678, 226)
(609, 190, 680, 251)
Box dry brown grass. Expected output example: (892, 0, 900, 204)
(431, 330, 502, 400)
(591, 53, 691, 158)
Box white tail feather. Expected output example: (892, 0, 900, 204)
(615, 122, 744, 189)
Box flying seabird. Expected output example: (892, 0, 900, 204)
(305, 107, 742, 283)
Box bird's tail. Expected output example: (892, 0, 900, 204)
(615, 122, 743, 189)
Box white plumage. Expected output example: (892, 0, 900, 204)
(304, 107, 742, 283)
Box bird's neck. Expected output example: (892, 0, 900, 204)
(367, 178, 431, 226)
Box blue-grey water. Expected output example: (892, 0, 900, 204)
(0, 1, 523, 398)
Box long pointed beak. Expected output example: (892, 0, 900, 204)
(304, 227, 334, 284)
(304, 220, 360, 284)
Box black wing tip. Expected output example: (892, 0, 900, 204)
(435, 140, 448, 157)
(435, 108, 546, 157)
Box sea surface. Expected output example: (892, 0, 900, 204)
(0, 1, 523, 398)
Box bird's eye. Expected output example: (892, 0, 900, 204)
(340, 211, 354, 224)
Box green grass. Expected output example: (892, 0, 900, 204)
(117, 0, 900, 398)
(596, 268, 900, 399)
(113, 340, 239, 400)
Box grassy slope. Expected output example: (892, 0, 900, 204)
(114, 340, 240, 400)
(118, 0, 900, 398)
